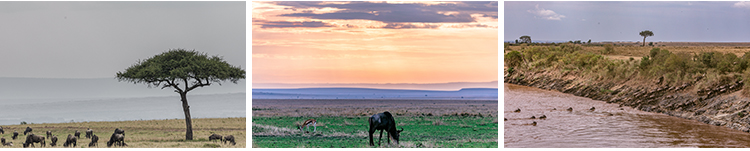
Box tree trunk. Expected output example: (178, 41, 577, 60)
(180, 92, 193, 140)
(643, 37, 646, 47)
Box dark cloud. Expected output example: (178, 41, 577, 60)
(256, 20, 335, 28)
(381, 23, 440, 29)
(274, 1, 498, 23)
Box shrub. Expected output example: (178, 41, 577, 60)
(505, 51, 523, 67)
(601, 44, 614, 54)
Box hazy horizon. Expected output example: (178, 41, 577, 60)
(252, 81, 498, 91)
(504, 1, 750, 42)
(0, 1, 245, 78)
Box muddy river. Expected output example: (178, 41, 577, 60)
(504, 83, 750, 147)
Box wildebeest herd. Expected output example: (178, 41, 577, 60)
(0, 126, 121, 148)
(208, 133, 236, 145)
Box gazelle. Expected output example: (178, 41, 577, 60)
(297, 119, 317, 133)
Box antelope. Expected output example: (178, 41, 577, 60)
(368, 111, 404, 146)
(296, 119, 317, 133)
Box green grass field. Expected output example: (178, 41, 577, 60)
(0, 117, 245, 148)
(252, 116, 497, 148)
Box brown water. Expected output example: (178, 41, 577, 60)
(504, 83, 750, 148)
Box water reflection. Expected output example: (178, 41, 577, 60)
(504, 84, 750, 148)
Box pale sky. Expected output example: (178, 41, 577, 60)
(0, 1, 245, 78)
(505, 1, 750, 42)
(252, 1, 499, 84)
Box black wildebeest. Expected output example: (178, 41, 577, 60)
(63, 134, 77, 147)
(22, 134, 45, 148)
(0, 126, 4, 134)
(23, 127, 32, 135)
(208, 134, 222, 142)
(12, 131, 19, 140)
(86, 128, 94, 139)
(89, 134, 99, 147)
(107, 133, 125, 147)
(368, 111, 404, 146)
(46, 131, 52, 139)
(50, 135, 58, 147)
(222, 135, 236, 145)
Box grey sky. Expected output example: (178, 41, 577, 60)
(504, 1, 750, 42)
(0, 1, 245, 78)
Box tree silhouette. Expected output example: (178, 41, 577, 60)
(639, 30, 654, 47)
(520, 35, 532, 44)
(116, 49, 245, 140)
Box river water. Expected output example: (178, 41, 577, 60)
(504, 83, 750, 148)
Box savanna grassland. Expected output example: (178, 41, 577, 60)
(252, 99, 498, 148)
(0, 117, 245, 148)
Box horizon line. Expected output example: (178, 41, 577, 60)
(252, 80, 499, 85)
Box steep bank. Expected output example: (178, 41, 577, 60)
(505, 70, 750, 133)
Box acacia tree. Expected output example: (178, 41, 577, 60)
(640, 30, 654, 47)
(520, 35, 532, 44)
(116, 49, 245, 140)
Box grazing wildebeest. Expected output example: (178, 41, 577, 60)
(89, 134, 98, 147)
(222, 135, 236, 145)
(107, 133, 125, 147)
(86, 128, 93, 139)
(46, 131, 52, 139)
(114, 128, 125, 135)
(23, 127, 32, 135)
(63, 134, 77, 147)
(50, 135, 58, 147)
(208, 134, 223, 142)
(75, 130, 81, 138)
(22, 134, 45, 148)
(368, 111, 404, 146)
(1, 137, 11, 146)
(296, 119, 317, 133)
(12, 131, 19, 140)
(0, 126, 4, 134)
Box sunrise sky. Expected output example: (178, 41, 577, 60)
(252, 1, 498, 85)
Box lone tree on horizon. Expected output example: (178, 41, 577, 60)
(639, 30, 654, 47)
(520, 35, 532, 44)
(116, 49, 245, 140)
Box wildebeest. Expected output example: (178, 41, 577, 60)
(22, 134, 45, 148)
(50, 135, 58, 147)
(46, 131, 52, 139)
(368, 111, 404, 146)
(1, 137, 11, 146)
(89, 134, 98, 147)
(222, 135, 236, 145)
(0, 126, 4, 134)
(75, 130, 81, 138)
(86, 128, 93, 139)
(23, 127, 32, 135)
(12, 131, 19, 139)
(208, 134, 223, 142)
(107, 133, 125, 147)
(63, 134, 77, 147)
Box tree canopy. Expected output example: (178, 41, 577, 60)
(116, 49, 245, 93)
(520, 35, 532, 44)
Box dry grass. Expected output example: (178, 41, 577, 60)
(0, 117, 245, 148)
(507, 44, 750, 61)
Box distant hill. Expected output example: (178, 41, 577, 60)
(0, 77, 246, 100)
(252, 87, 498, 100)
(252, 81, 498, 91)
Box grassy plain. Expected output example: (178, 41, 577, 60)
(252, 99, 498, 148)
(0, 117, 245, 148)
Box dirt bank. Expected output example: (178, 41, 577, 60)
(505, 71, 750, 133)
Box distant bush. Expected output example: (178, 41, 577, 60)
(601, 44, 614, 54)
